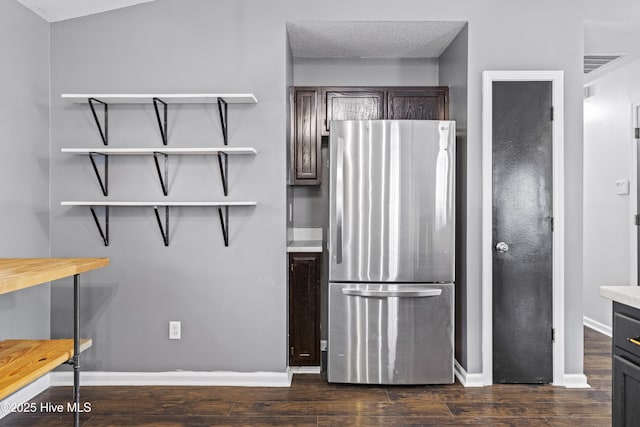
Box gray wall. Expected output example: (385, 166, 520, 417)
(583, 57, 640, 330)
(0, 1, 50, 341)
(293, 58, 439, 87)
(50, 0, 288, 371)
(285, 32, 294, 355)
(47, 0, 640, 376)
(439, 24, 468, 368)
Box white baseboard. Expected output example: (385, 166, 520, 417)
(454, 360, 486, 387)
(50, 369, 293, 387)
(0, 375, 51, 420)
(563, 373, 591, 389)
(583, 316, 612, 337)
(289, 366, 321, 374)
(453, 361, 589, 389)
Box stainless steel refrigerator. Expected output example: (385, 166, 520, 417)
(328, 120, 455, 385)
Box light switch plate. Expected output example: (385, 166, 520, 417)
(616, 180, 630, 195)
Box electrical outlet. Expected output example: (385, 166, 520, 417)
(169, 321, 181, 340)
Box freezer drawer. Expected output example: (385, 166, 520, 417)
(328, 282, 453, 384)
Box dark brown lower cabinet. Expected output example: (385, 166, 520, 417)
(289, 252, 321, 366)
(613, 302, 640, 426)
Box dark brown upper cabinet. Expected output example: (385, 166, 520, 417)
(387, 87, 449, 120)
(289, 86, 449, 185)
(321, 88, 385, 136)
(290, 88, 321, 185)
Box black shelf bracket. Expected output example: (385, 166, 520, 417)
(153, 97, 168, 146)
(153, 152, 169, 196)
(77, 204, 248, 247)
(153, 205, 170, 246)
(88, 98, 108, 146)
(217, 152, 229, 196)
(217, 98, 228, 145)
(218, 205, 229, 247)
(88, 152, 109, 196)
(89, 205, 109, 246)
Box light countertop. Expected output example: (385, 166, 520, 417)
(600, 285, 640, 310)
(287, 227, 323, 253)
(287, 240, 323, 253)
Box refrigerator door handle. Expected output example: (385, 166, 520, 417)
(336, 136, 344, 264)
(341, 288, 442, 298)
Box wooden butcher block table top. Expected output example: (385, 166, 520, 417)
(0, 258, 109, 295)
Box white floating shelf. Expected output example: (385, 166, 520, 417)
(62, 147, 257, 155)
(61, 93, 257, 104)
(61, 201, 257, 207)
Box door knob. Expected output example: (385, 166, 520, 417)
(496, 242, 509, 253)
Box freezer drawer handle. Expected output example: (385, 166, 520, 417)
(341, 289, 442, 298)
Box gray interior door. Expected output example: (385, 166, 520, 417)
(492, 81, 553, 384)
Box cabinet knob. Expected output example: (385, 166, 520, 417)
(627, 337, 640, 347)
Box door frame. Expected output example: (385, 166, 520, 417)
(481, 70, 565, 386)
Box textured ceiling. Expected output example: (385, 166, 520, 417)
(16, 0, 157, 22)
(287, 21, 466, 58)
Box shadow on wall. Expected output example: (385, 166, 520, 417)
(51, 283, 117, 371)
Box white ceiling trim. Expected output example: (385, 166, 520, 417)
(16, 0, 157, 22)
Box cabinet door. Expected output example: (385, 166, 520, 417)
(291, 88, 321, 184)
(322, 88, 385, 135)
(289, 252, 321, 366)
(613, 355, 640, 427)
(387, 87, 449, 120)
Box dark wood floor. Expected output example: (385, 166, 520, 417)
(0, 327, 612, 426)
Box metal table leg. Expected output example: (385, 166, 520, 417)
(73, 274, 80, 427)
